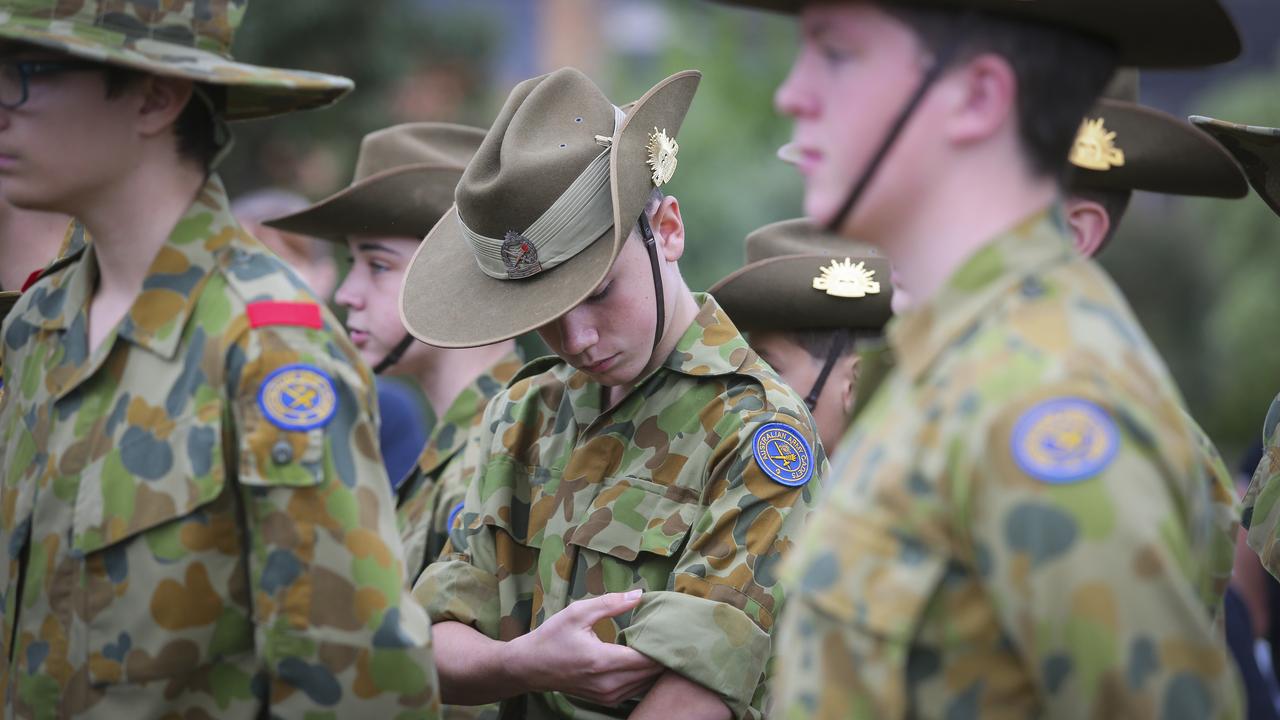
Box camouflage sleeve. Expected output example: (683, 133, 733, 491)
(229, 325, 441, 717)
(968, 383, 1241, 719)
(1244, 394, 1280, 574)
(412, 418, 504, 638)
(620, 410, 823, 719)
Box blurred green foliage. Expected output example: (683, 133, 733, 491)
(602, 4, 804, 292)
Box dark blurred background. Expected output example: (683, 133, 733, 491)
(223, 0, 1280, 463)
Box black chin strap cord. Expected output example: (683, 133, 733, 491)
(824, 31, 967, 234)
(638, 214, 665, 360)
(804, 333, 849, 412)
(372, 332, 416, 375)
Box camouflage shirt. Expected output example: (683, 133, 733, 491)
(414, 295, 824, 720)
(1242, 398, 1280, 576)
(0, 177, 440, 719)
(397, 352, 522, 586)
(774, 210, 1241, 719)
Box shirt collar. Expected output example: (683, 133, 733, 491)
(888, 207, 1074, 382)
(660, 292, 756, 377)
(417, 350, 524, 475)
(35, 175, 243, 361)
(560, 293, 756, 426)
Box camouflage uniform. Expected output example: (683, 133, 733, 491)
(775, 210, 1241, 719)
(397, 352, 522, 585)
(0, 177, 440, 718)
(1243, 400, 1280, 576)
(414, 295, 824, 720)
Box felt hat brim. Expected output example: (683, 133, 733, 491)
(0, 18, 351, 120)
(709, 0, 1239, 68)
(264, 166, 464, 240)
(399, 71, 701, 348)
(1190, 116, 1280, 217)
(710, 254, 893, 333)
(1070, 100, 1247, 198)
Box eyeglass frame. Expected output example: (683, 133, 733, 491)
(0, 59, 104, 110)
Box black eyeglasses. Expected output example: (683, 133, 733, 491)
(0, 59, 103, 110)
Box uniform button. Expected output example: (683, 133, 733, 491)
(271, 440, 294, 465)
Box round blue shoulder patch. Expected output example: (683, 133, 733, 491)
(752, 422, 814, 487)
(1011, 397, 1118, 484)
(258, 364, 338, 431)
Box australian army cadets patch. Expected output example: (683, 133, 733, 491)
(1011, 397, 1118, 484)
(258, 363, 338, 431)
(752, 422, 814, 487)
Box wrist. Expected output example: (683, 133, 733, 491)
(501, 631, 541, 695)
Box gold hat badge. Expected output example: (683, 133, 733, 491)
(647, 128, 679, 186)
(813, 258, 881, 298)
(1070, 117, 1126, 171)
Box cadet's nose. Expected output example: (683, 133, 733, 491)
(557, 309, 598, 358)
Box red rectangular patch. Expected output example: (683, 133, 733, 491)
(246, 301, 323, 329)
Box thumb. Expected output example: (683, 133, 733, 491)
(568, 590, 644, 626)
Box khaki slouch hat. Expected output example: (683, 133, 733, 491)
(1068, 70, 1245, 198)
(266, 123, 486, 240)
(0, 0, 352, 120)
(400, 67, 700, 348)
(710, 219, 892, 333)
(708, 0, 1239, 68)
(1191, 117, 1280, 217)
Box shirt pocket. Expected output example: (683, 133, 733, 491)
(566, 475, 700, 580)
(787, 505, 946, 718)
(72, 409, 252, 687)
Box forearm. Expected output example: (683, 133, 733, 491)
(433, 620, 530, 705)
(629, 670, 732, 720)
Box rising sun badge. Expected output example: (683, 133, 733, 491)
(1070, 117, 1126, 172)
(646, 128, 679, 187)
(812, 258, 882, 298)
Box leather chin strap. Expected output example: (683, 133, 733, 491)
(372, 333, 416, 375)
(823, 30, 966, 234)
(638, 214, 665, 360)
(803, 333, 849, 412)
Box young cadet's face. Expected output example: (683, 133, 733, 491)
(0, 45, 138, 212)
(752, 330, 854, 453)
(334, 236, 422, 372)
(537, 230, 661, 388)
(775, 4, 932, 235)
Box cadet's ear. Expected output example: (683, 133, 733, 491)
(841, 353, 861, 417)
(942, 52, 1017, 148)
(651, 195, 685, 262)
(135, 76, 195, 139)
(1063, 195, 1110, 259)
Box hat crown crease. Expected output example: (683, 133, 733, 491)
(459, 105, 623, 279)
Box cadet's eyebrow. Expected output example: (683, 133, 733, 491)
(356, 242, 400, 255)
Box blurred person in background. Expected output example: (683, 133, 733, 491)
(0, 0, 441, 715)
(716, 0, 1245, 715)
(1194, 116, 1280, 719)
(709, 219, 891, 455)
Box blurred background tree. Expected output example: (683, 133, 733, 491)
(222, 0, 1280, 464)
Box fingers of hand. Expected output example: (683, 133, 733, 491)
(568, 590, 644, 626)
